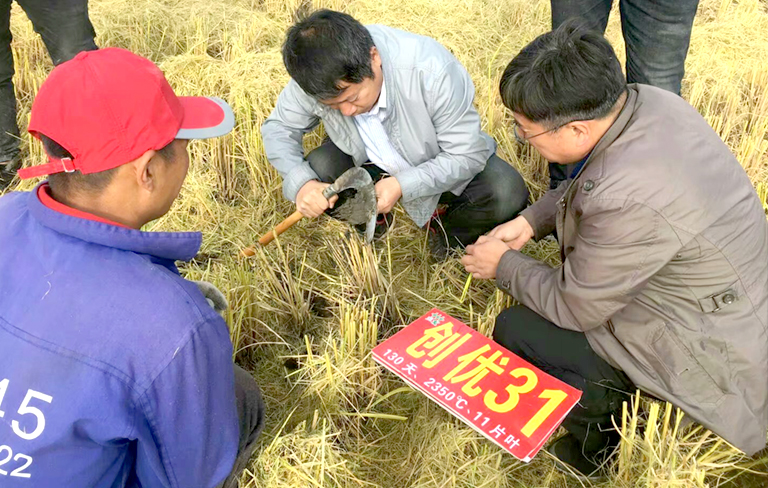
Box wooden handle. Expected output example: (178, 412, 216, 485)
(260, 210, 305, 245)
(240, 245, 257, 257)
(240, 210, 305, 257)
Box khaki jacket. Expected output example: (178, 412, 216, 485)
(497, 85, 768, 454)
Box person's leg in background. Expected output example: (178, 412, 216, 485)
(433, 153, 528, 254)
(548, 0, 614, 191)
(0, 0, 19, 190)
(551, 0, 613, 32)
(1, 0, 98, 189)
(17, 0, 98, 65)
(221, 365, 266, 488)
(620, 0, 699, 95)
(492, 305, 634, 477)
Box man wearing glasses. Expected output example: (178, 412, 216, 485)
(462, 22, 768, 480)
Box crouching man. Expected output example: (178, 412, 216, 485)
(0, 48, 263, 487)
(261, 9, 529, 256)
(462, 22, 768, 479)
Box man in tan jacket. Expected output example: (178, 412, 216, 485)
(462, 21, 768, 479)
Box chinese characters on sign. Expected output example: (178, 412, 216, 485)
(372, 309, 582, 462)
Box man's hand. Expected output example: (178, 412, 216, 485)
(194, 280, 229, 316)
(375, 177, 402, 214)
(461, 235, 511, 279)
(296, 180, 339, 218)
(487, 216, 534, 250)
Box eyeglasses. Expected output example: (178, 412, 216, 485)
(512, 119, 571, 144)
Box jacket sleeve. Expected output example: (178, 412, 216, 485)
(395, 61, 490, 202)
(261, 80, 323, 202)
(134, 314, 239, 488)
(496, 198, 682, 331)
(519, 183, 567, 241)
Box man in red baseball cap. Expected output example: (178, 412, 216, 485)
(0, 48, 263, 488)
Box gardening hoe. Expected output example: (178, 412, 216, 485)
(241, 167, 377, 256)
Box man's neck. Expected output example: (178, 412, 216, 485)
(579, 90, 629, 159)
(596, 91, 628, 139)
(50, 187, 144, 229)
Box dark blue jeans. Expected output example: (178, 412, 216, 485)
(0, 0, 97, 164)
(548, 0, 699, 189)
(551, 0, 699, 96)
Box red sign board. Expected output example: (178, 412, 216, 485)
(372, 309, 582, 462)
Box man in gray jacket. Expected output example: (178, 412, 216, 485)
(462, 22, 768, 478)
(261, 10, 529, 254)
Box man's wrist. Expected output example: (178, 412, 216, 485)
(393, 169, 419, 201)
(520, 216, 534, 240)
(298, 179, 321, 194)
(389, 177, 403, 199)
(284, 164, 321, 202)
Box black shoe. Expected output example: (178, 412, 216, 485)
(354, 213, 392, 240)
(546, 434, 608, 482)
(427, 228, 450, 260)
(425, 207, 454, 260)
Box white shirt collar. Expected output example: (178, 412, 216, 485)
(366, 77, 387, 117)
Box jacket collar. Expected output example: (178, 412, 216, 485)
(371, 27, 397, 112)
(27, 183, 202, 262)
(591, 85, 638, 158)
(37, 183, 129, 228)
(567, 84, 639, 182)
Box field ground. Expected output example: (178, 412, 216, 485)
(6, 0, 768, 486)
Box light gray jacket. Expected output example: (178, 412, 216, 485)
(497, 85, 768, 455)
(261, 25, 495, 227)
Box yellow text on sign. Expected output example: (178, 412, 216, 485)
(482, 368, 570, 438)
(405, 323, 472, 369)
(484, 367, 538, 413)
(520, 389, 569, 437)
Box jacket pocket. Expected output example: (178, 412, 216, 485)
(647, 322, 725, 407)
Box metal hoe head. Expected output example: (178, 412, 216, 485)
(321, 167, 378, 243)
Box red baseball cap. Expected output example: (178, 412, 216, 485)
(18, 47, 235, 180)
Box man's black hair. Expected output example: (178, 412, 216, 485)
(499, 20, 627, 129)
(282, 9, 375, 99)
(45, 135, 176, 196)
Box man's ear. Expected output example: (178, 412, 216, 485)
(370, 46, 380, 65)
(568, 121, 591, 148)
(132, 149, 158, 192)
